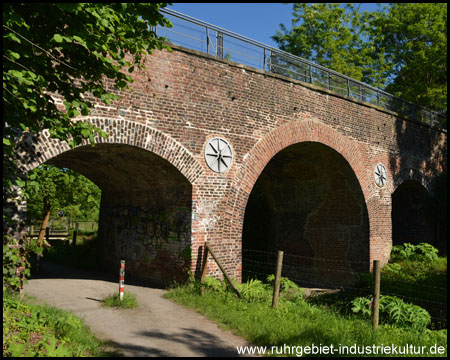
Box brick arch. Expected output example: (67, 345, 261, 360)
(392, 167, 431, 194)
(220, 118, 373, 279)
(17, 117, 204, 184)
(227, 118, 371, 225)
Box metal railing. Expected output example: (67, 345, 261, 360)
(157, 8, 446, 130)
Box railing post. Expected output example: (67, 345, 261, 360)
(217, 31, 223, 58)
(206, 26, 209, 54)
(263, 48, 266, 71)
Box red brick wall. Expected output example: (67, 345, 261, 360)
(18, 44, 447, 285)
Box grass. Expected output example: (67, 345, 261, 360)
(165, 277, 447, 357)
(3, 291, 120, 357)
(101, 291, 138, 309)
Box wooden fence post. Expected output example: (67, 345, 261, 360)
(72, 222, 78, 247)
(200, 242, 209, 295)
(372, 260, 381, 330)
(272, 250, 284, 308)
(205, 242, 242, 299)
(200, 242, 209, 276)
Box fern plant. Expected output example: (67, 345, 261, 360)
(351, 295, 431, 330)
(391, 242, 439, 262)
(237, 278, 272, 302)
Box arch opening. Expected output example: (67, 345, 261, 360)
(43, 143, 192, 287)
(242, 142, 369, 287)
(392, 180, 437, 249)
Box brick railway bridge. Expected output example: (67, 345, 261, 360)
(16, 10, 447, 287)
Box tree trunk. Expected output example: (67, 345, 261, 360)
(38, 197, 51, 246)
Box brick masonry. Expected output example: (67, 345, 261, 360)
(16, 44, 447, 286)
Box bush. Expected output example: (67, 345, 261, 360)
(351, 295, 431, 330)
(3, 235, 43, 293)
(391, 242, 439, 262)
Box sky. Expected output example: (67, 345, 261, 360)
(167, 3, 383, 49)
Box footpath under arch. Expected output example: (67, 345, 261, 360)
(18, 117, 204, 286)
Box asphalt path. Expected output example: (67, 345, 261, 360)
(24, 261, 251, 357)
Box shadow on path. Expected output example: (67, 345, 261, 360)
(29, 258, 165, 289)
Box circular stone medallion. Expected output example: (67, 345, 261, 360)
(374, 163, 387, 188)
(204, 137, 233, 173)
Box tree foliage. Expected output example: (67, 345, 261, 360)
(371, 3, 447, 112)
(272, 3, 447, 114)
(25, 166, 101, 222)
(3, 3, 172, 188)
(3, 3, 172, 291)
(272, 3, 390, 88)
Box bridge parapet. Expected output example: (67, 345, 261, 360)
(157, 8, 446, 130)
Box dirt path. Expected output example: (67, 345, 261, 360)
(24, 262, 250, 357)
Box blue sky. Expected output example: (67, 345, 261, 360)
(168, 3, 382, 48)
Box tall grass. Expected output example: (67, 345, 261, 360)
(165, 278, 447, 357)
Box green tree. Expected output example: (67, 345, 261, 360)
(371, 3, 447, 113)
(26, 166, 101, 223)
(3, 3, 171, 291)
(3, 3, 172, 192)
(272, 3, 447, 116)
(24, 166, 71, 246)
(272, 3, 390, 88)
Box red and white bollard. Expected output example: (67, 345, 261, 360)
(119, 260, 125, 301)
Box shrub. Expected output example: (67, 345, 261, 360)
(351, 295, 431, 330)
(3, 235, 43, 292)
(391, 242, 439, 262)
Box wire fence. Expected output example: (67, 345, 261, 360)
(157, 8, 446, 130)
(26, 217, 98, 235)
(242, 248, 447, 327)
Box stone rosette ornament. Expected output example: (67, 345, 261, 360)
(374, 163, 387, 188)
(204, 137, 233, 173)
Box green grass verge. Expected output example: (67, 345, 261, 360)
(165, 280, 447, 357)
(3, 291, 119, 357)
(101, 291, 138, 309)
